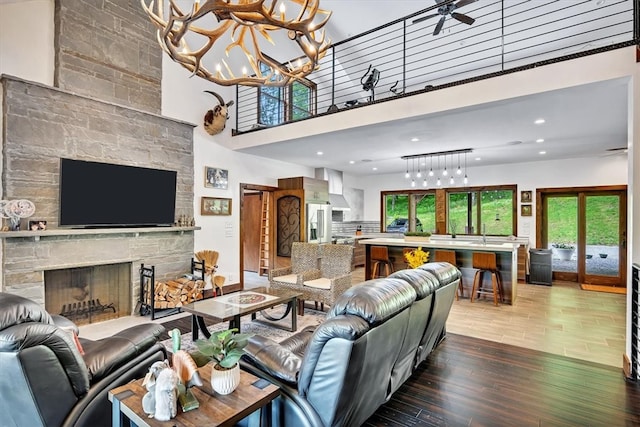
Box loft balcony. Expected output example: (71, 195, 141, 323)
(231, 0, 639, 136)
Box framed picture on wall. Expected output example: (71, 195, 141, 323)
(204, 166, 228, 190)
(521, 204, 532, 217)
(521, 190, 532, 203)
(201, 197, 232, 216)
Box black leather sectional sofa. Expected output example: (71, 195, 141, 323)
(0, 292, 167, 427)
(241, 261, 461, 427)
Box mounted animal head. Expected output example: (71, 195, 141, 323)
(203, 91, 234, 136)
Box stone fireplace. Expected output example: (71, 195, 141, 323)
(0, 76, 198, 310)
(0, 75, 197, 311)
(1, 226, 197, 316)
(0, 1, 198, 311)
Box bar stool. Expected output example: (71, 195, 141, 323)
(434, 249, 464, 300)
(371, 246, 394, 278)
(470, 252, 504, 306)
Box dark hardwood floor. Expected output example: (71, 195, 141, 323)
(161, 317, 640, 427)
(365, 333, 640, 427)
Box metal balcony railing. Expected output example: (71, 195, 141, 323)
(233, 0, 639, 134)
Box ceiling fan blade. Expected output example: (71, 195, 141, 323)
(433, 16, 446, 36)
(413, 13, 440, 25)
(451, 12, 475, 25)
(454, 0, 478, 10)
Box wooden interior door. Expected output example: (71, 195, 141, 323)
(242, 193, 262, 272)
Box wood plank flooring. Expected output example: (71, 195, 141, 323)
(163, 272, 640, 427)
(162, 312, 640, 426)
(247, 269, 626, 368)
(364, 333, 640, 427)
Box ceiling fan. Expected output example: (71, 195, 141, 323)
(413, 0, 477, 36)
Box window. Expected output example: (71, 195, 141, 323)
(447, 187, 516, 235)
(258, 85, 285, 126)
(381, 186, 516, 236)
(448, 191, 477, 235)
(384, 193, 409, 230)
(382, 191, 436, 233)
(415, 193, 436, 234)
(257, 61, 316, 126)
(290, 80, 315, 120)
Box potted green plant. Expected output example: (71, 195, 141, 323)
(552, 243, 575, 261)
(192, 328, 253, 395)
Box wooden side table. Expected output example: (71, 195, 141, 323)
(109, 366, 279, 427)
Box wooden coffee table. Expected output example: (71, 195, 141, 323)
(182, 287, 302, 340)
(109, 366, 279, 427)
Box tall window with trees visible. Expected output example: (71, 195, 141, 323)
(385, 194, 410, 229)
(448, 188, 515, 235)
(257, 61, 316, 126)
(383, 192, 436, 233)
(381, 186, 516, 236)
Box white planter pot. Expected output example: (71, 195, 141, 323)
(555, 248, 574, 261)
(211, 363, 240, 395)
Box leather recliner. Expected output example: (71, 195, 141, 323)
(0, 292, 167, 427)
(241, 262, 461, 427)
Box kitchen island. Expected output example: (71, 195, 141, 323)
(358, 237, 521, 304)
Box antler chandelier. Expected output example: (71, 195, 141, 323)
(141, 0, 332, 87)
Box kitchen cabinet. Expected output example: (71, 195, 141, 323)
(277, 177, 329, 204)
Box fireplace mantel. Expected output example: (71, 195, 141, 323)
(0, 226, 201, 241)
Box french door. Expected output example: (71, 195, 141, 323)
(539, 186, 627, 286)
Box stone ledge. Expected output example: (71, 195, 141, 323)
(0, 226, 201, 240)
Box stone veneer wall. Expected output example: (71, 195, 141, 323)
(54, 0, 161, 113)
(0, 75, 196, 305)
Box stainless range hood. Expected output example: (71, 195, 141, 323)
(315, 168, 350, 210)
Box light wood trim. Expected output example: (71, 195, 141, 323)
(239, 183, 278, 291)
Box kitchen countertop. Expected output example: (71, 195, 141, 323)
(333, 233, 403, 240)
(358, 237, 520, 252)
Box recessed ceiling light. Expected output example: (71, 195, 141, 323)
(534, 118, 545, 125)
(475, 157, 481, 161)
(316, 151, 323, 155)
(411, 137, 419, 142)
(349, 160, 355, 164)
(372, 167, 378, 171)
(539, 151, 546, 155)
(536, 138, 544, 143)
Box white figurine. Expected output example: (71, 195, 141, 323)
(142, 360, 170, 417)
(154, 366, 179, 421)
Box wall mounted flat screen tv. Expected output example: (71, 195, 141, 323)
(59, 158, 177, 228)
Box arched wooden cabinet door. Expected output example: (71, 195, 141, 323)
(273, 190, 303, 257)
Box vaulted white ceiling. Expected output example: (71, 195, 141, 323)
(236, 0, 631, 176)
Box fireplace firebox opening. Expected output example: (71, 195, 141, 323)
(44, 263, 132, 326)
